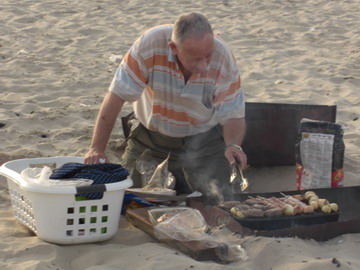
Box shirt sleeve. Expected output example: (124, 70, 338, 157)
(213, 46, 245, 125)
(108, 39, 148, 102)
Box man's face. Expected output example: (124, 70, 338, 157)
(170, 33, 214, 74)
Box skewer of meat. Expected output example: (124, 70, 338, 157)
(245, 196, 276, 209)
(218, 201, 250, 211)
(267, 197, 288, 209)
(253, 195, 304, 215)
(280, 193, 308, 207)
(243, 198, 268, 206)
(279, 193, 308, 214)
(250, 196, 286, 217)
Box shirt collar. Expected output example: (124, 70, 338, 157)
(168, 46, 178, 67)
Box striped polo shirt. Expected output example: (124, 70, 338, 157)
(109, 24, 245, 137)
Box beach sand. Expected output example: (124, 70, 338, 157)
(1, 0, 360, 269)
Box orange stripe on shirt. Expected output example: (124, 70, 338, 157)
(152, 116, 193, 127)
(124, 52, 147, 85)
(213, 78, 241, 103)
(152, 104, 202, 125)
(144, 54, 172, 70)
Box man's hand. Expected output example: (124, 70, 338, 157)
(84, 148, 108, 164)
(224, 144, 247, 170)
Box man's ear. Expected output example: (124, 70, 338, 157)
(168, 41, 178, 55)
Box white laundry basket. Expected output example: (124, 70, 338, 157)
(0, 156, 133, 244)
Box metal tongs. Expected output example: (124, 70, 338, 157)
(230, 162, 249, 192)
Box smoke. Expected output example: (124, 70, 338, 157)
(178, 131, 232, 201)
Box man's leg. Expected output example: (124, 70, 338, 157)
(180, 125, 232, 197)
(120, 122, 187, 189)
(121, 121, 232, 196)
(120, 139, 147, 187)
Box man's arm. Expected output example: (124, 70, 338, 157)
(223, 117, 247, 170)
(84, 92, 125, 164)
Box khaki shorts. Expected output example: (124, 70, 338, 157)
(120, 121, 232, 196)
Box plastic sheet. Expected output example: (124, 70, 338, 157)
(149, 207, 248, 262)
(136, 150, 175, 193)
(21, 166, 93, 187)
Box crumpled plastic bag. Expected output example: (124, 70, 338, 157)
(21, 166, 93, 187)
(136, 150, 175, 192)
(151, 207, 208, 241)
(150, 207, 248, 262)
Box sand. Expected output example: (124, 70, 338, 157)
(1, 0, 360, 269)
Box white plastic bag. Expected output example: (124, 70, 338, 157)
(151, 207, 248, 262)
(21, 166, 93, 187)
(136, 150, 175, 192)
